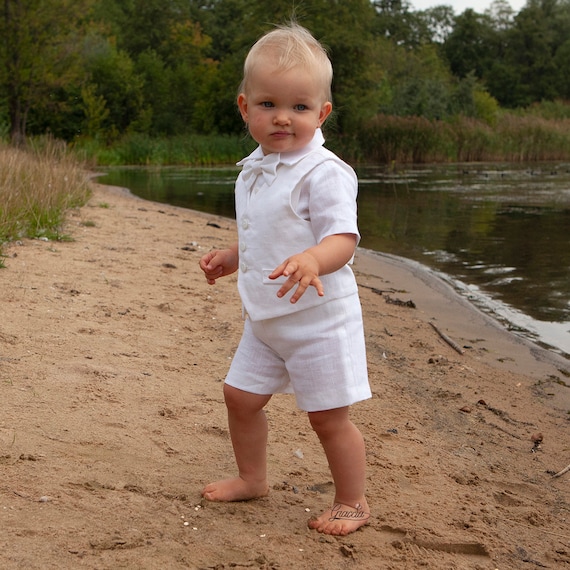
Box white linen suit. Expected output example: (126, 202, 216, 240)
(225, 130, 371, 411)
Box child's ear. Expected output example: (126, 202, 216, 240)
(237, 93, 248, 122)
(318, 101, 333, 126)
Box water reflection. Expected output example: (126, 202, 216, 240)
(357, 165, 570, 324)
(99, 163, 570, 357)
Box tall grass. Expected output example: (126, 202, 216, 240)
(494, 114, 570, 162)
(355, 115, 454, 163)
(74, 133, 256, 166)
(72, 112, 570, 167)
(355, 113, 570, 164)
(0, 137, 91, 258)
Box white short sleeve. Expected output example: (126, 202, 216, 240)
(294, 159, 360, 246)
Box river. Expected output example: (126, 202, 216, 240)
(98, 162, 570, 359)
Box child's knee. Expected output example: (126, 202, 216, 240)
(223, 383, 270, 414)
(308, 407, 349, 437)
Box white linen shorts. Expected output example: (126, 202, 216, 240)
(225, 293, 371, 412)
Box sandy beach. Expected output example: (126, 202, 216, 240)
(1, 182, 569, 569)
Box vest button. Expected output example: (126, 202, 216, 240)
(241, 218, 249, 229)
(240, 262, 248, 273)
(240, 242, 247, 252)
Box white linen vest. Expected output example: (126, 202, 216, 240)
(235, 146, 359, 321)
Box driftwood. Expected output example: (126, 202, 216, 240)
(385, 295, 416, 309)
(358, 284, 416, 308)
(358, 284, 399, 296)
(429, 321, 465, 355)
(552, 463, 570, 479)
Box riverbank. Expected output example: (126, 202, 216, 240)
(1, 183, 569, 569)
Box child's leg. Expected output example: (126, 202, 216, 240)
(307, 406, 370, 535)
(202, 384, 272, 502)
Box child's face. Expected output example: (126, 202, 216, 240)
(238, 60, 332, 155)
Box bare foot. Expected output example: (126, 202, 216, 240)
(201, 477, 269, 502)
(308, 500, 370, 536)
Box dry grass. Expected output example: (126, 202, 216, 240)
(0, 138, 91, 262)
(356, 113, 570, 163)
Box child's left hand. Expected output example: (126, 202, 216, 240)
(269, 252, 324, 304)
(269, 234, 357, 304)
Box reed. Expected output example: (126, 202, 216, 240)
(495, 114, 570, 162)
(354, 113, 570, 164)
(0, 137, 91, 258)
(449, 117, 498, 162)
(72, 111, 570, 167)
(355, 115, 454, 163)
(74, 133, 256, 166)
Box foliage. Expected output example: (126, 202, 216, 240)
(522, 99, 570, 119)
(444, 0, 570, 109)
(82, 36, 149, 139)
(73, 133, 256, 166)
(0, 0, 570, 158)
(0, 0, 95, 145)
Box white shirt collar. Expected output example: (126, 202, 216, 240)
(236, 129, 325, 169)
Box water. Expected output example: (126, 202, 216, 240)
(98, 162, 570, 358)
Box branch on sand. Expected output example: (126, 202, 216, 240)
(429, 321, 465, 355)
(552, 463, 570, 479)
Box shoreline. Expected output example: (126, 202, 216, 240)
(355, 248, 570, 378)
(106, 179, 570, 379)
(98, 173, 570, 367)
(102, 180, 570, 413)
(353, 248, 570, 416)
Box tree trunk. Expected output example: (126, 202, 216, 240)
(8, 86, 27, 147)
(4, 0, 27, 146)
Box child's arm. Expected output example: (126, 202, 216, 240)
(269, 233, 357, 304)
(199, 243, 239, 285)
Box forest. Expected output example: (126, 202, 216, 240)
(1, 0, 570, 163)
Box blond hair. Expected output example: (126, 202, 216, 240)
(240, 23, 333, 102)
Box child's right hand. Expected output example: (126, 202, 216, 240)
(199, 246, 239, 285)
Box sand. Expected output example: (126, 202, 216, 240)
(1, 182, 569, 569)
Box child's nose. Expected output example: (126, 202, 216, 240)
(273, 111, 291, 125)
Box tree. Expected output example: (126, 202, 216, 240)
(82, 35, 148, 138)
(417, 5, 456, 44)
(553, 38, 570, 98)
(0, 0, 93, 145)
(482, 0, 570, 107)
(373, 0, 423, 46)
(443, 9, 496, 79)
(485, 0, 516, 30)
(379, 41, 456, 118)
(89, 0, 215, 137)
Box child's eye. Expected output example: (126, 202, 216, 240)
(294, 104, 308, 111)
(261, 101, 274, 108)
